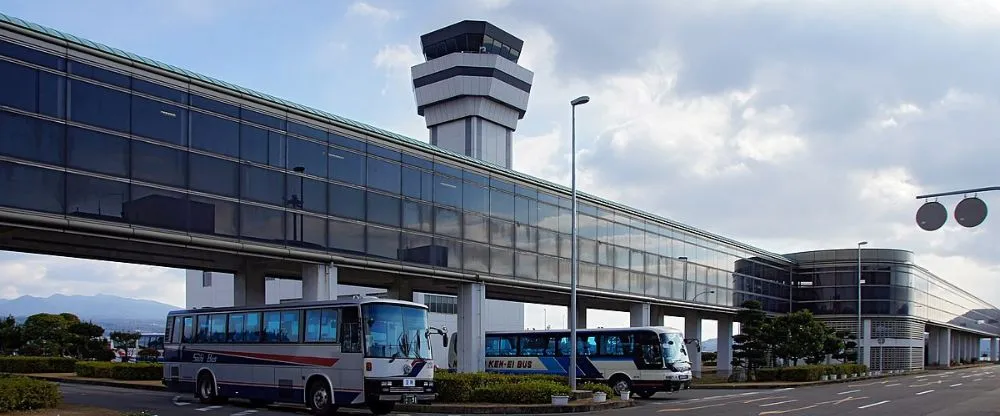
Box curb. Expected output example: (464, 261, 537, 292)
(17, 374, 167, 392)
(690, 371, 926, 390)
(396, 400, 634, 414)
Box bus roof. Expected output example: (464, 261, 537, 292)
(167, 296, 427, 315)
(485, 326, 685, 336)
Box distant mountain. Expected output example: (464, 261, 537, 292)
(701, 338, 718, 353)
(0, 294, 180, 321)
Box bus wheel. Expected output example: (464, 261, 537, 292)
(306, 380, 337, 416)
(636, 389, 655, 399)
(608, 375, 632, 396)
(196, 372, 224, 404)
(368, 400, 395, 415)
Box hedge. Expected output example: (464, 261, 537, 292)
(756, 363, 870, 382)
(0, 375, 61, 411)
(471, 380, 572, 404)
(435, 373, 576, 403)
(580, 382, 615, 396)
(0, 356, 77, 374)
(76, 362, 163, 380)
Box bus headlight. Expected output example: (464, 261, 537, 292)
(381, 381, 392, 386)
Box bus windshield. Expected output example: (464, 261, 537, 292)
(660, 332, 689, 364)
(362, 303, 432, 360)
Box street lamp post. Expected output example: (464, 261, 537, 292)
(569, 95, 590, 391)
(857, 241, 867, 365)
(291, 166, 305, 242)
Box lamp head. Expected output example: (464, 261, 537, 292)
(858, 241, 868, 246)
(293, 166, 306, 173)
(571, 96, 591, 106)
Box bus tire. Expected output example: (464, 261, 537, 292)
(608, 374, 632, 396)
(196, 372, 224, 404)
(306, 379, 337, 416)
(635, 389, 655, 399)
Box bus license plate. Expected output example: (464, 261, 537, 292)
(678, 374, 689, 380)
(403, 378, 416, 387)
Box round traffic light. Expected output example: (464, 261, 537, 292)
(916, 201, 948, 231)
(954, 197, 988, 228)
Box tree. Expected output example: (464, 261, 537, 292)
(770, 310, 829, 366)
(0, 315, 22, 355)
(21, 313, 78, 356)
(731, 300, 771, 381)
(67, 321, 107, 360)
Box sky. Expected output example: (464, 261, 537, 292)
(1, 0, 1000, 340)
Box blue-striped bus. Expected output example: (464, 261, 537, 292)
(451, 326, 693, 398)
(161, 296, 448, 415)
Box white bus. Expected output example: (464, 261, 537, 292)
(113, 332, 165, 362)
(161, 296, 447, 415)
(449, 326, 693, 398)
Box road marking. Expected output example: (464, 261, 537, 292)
(962, 375, 972, 378)
(974, 378, 983, 382)
(230, 411, 258, 416)
(885, 383, 901, 387)
(172, 395, 190, 406)
(758, 404, 818, 415)
(916, 390, 934, 395)
(950, 383, 963, 387)
(858, 400, 890, 409)
(774, 387, 795, 391)
(196, 406, 223, 412)
(760, 400, 797, 407)
(657, 402, 728, 412)
(816, 396, 869, 406)
(838, 389, 860, 395)
(743, 396, 787, 403)
(849, 381, 880, 387)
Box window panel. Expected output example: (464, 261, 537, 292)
(366, 226, 400, 260)
(402, 153, 433, 170)
(329, 148, 366, 185)
(557, 207, 572, 234)
(329, 183, 365, 220)
(597, 266, 614, 290)
(131, 141, 187, 188)
(558, 233, 571, 258)
(188, 195, 238, 237)
(189, 153, 238, 198)
(490, 189, 515, 220)
(463, 241, 489, 272)
(463, 182, 488, 213)
(537, 202, 558, 231)
(240, 165, 284, 206)
(514, 224, 537, 252)
(579, 238, 597, 263)
(36, 71, 66, 118)
(490, 219, 514, 247)
(0, 60, 38, 112)
(433, 237, 463, 269)
(402, 200, 433, 232)
(190, 111, 239, 158)
(401, 166, 432, 200)
(367, 157, 401, 194)
(434, 174, 462, 207)
(515, 251, 537, 280)
(330, 133, 365, 151)
(614, 269, 630, 292)
(399, 232, 436, 266)
(538, 255, 558, 282)
(190, 95, 239, 118)
(287, 137, 328, 177)
(286, 213, 326, 249)
(304, 309, 339, 343)
(65, 174, 128, 222)
(239, 124, 284, 167)
(285, 174, 327, 215)
(490, 247, 514, 276)
(131, 95, 187, 145)
(367, 144, 401, 161)
(240, 204, 285, 243)
(538, 229, 558, 256)
(68, 60, 128, 87)
(126, 185, 187, 231)
(287, 121, 327, 143)
(329, 219, 365, 254)
(132, 78, 186, 104)
(0, 111, 65, 165)
(580, 263, 597, 288)
(434, 207, 461, 238)
(463, 212, 489, 243)
(280, 311, 300, 342)
(68, 79, 130, 133)
(241, 108, 284, 130)
(367, 192, 401, 227)
(514, 196, 537, 225)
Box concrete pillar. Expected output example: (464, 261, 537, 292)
(650, 306, 665, 327)
(861, 320, 872, 369)
(569, 299, 588, 330)
(716, 316, 733, 377)
(301, 263, 338, 301)
(630, 303, 651, 327)
(927, 328, 941, 366)
(457, 282, 485, 373)
(990, 338, 998, 361)
(233, 268, 266, 306)
(386, 278, 414, 301)
(940, 328, 952, 367)
(684, 310, 702, 378)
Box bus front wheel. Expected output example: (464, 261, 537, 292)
(196, 372, 224, 404)
(608, 374, 633, 396)
(306, 380, 338, 416)
(368, 400, 395, 415)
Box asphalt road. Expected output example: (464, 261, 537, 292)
(56, 366, 1000, 416)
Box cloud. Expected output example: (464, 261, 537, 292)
(346, 2, 401, 24)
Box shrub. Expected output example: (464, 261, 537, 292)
(779, 365, 826, 382)
(755, 368, 780, 381)
(0, 375, 61, 411)
(580, 382, 614, 396)
(434, 372, 572, 403)
(76, 362, 162, 380)
(0, 356, 76, 374)
(470, 380, 572, 404)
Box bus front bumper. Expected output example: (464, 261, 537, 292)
(366, 379, 437, 402)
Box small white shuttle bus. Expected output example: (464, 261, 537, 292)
(161, 296, 447, 415)
(449, 326, 693, 398)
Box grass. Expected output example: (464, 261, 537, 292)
(2, 405, 156, 416)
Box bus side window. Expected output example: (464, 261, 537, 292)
(340, 306, 361, 353)
(182, 316, 194, 343)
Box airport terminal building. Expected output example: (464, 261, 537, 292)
(0, 13, 996, 373)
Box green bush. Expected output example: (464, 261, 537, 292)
(755, 363, 871, 382)
(755, 368, 780, 381)
(0, 356, 76, 374)
(779, 365, 826, 382)
(434, 372, 572, 403)
(470, 380, 572, 404)
(580, 382, 614, 396)
(0, 375, 61, 411)
(76, 362, 162, 380)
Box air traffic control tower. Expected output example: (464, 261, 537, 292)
(411, 21, 534, 169)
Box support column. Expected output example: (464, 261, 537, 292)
(862, 320, 872, 369)
(684, 310, 702, 378)
(569, 298, 588, 330)
(457, 282, 485, 373)
(650, 306, 665, 327)
(991, 338, 998, 361)
(630, 303, 651, 327)
(233, 268, 266, 306)
(301, 263, 338, 302)
(386, 278, 414, 301)
(927, 328, 941, 366)
(716, 316, 733, 377)
(940, 328, 952, 367)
